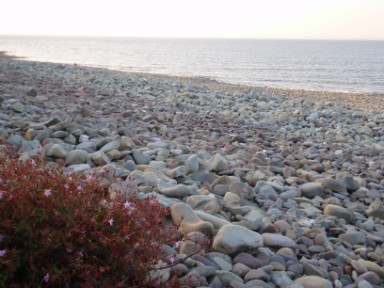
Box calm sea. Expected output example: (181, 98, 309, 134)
(1, 36, 384, 93)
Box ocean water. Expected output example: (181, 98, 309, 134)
(1, 36, 384, 93)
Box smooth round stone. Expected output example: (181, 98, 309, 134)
(261, 233, 296, 248)
(46, 143, 68, 159)
(233, 252, 264, 269)
(229, 182, 255, 199)
(299, 182, 324, 198)
(223, 191, 240, 203)
(76, 141, 97, 152)
(179, 232, 208, 256)
(132, 148, 151, 165)
(335, 171, 360, 191)
(215, 271, 244, 287)
(51, 130, 68, 138)
(157, 180, 196, 198)
(339, 231, 366, 245)
(186, 195, 221, 213)
(270, 271, 293, 287)
(292, 275, 333, 288)
(65, 149, 89, 165)
(366, 199, 384, 219)
(356, 271, 381, 285)
(212, 224, 263, 255)
(232, 262, 252, 277)
(89, 151, 110, 166)
(323, 204, 355, 224)
(321, 178, 347, 193)
(170, 202, 214, 237)
(166, 165, 187, 179)
(66, 164, 91, 173)
(357, 259, 384, 279)
(194, 211, 230, 229)
(351, 260, 369, 274)
(303, 263, 329, 278)
(244, 268, 270, 282)
(100, 140, 120, 153)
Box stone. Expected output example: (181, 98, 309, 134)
(170, 202, 214, 237)
(157, 180, 196, 198)
(339, 231, 366, 245)
(292, 275, 333, 288)
(11, 102, 25, 113)
(233, 252, 264, 269)
(100, 140, 120, 153)
(185, 154, 200, 173)
(366, 198, 384, 219)
(261, 233, 296, 248)
(26, 88, 38, 97)
(89, 151, 110, 166)
(229, 182, 255, 199)
(321, 178, 347, 193)
(299, 182, 324, 198)
(145, 260, 170, 286)
(206, 153, 228, 172)
(336, 171, 360, 191)
(232, 263, 252, 277)
(132, 148, 151, 164)
(357, 259, 384, 279)
(65, 149, 89, 165)
(323, 204, 355, 224)
(215, 271, 244, 286)
(46, 144, 68, 159)
(212, 224, 263, 255)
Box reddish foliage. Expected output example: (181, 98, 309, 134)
(0, 149, 181, 287)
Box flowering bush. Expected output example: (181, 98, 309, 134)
(0, 148, 181, 287)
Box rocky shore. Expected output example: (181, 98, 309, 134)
(1, 52, 384, 287)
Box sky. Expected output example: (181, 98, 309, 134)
(1, 0, 384, 40)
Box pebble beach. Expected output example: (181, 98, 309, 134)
(1, 52, 384, 287)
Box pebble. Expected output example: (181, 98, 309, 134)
(2, 55, 384, 287)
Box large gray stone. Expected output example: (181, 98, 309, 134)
(323, 204, 355, 224)
(212, 224, 263, 255)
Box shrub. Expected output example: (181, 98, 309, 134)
(0, 148, 180, 287)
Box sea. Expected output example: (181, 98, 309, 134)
(1, 36, 384, 94)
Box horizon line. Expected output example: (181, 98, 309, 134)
(1, 33, 384, 42)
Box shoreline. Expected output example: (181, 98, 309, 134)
(1, 50, 383, 113)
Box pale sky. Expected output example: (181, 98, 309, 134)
(1, 0, 384, 40)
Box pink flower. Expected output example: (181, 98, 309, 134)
(0, 249, 6, 257)
(108, 218, 114, 226)
(77, 185, 83, 191)
(30, 159, 37, 167)
(44, 189, 52, 197)
(0, 234, 4, 242)
(0, 191, 4, 199)
(173, 241, 182, 249)
(168, 255, 175, 264)
(64, 184, 69, 189)
(123, 201, 132, 209)
(43, 273, 49, 283)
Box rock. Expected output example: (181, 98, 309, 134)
(26, 89, 37, 97)
(65, 149, 89, 165)
(292, 275, 333, 288)
(339, 231, 366, 245)
(11, 101, 25, 113)
(261, 233, 296, 248)
(299, 182, 324, 198)
(206, 153, 228, 172)
(186, 195, 221, 213)
(170, 202, 214, 237)
(194, 211, 230, 228)
(89, 151, 110, 166)
(100, 140, 120, 153)
(215, 271, 244, 286)
(212, 224, 263, 255)
(366, 198, 384, 219)
(336, 171, 360, 191)
(157, 180, 196, 198)
(185, 154, 200, 173)
(229, 182, 255, 199)
(132, 148, 151, 165)
(323, 204, 355, 224)
(233, 252, 264, 269)
(46, 144, 68, 159)
(145, 260, 170, 286)
(357, 259, 384, 279)
(232, 262, 252, 277)
(321, 178, 347, 193)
